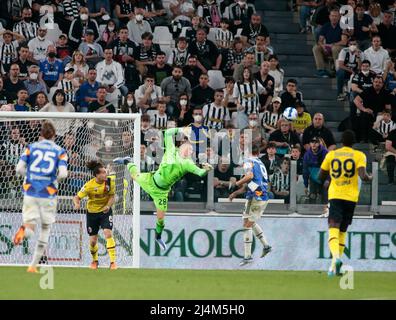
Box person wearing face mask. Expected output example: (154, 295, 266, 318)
(100, 20, 118, 48)
(127, 8, 152, 44)
(187, 107, 210, 161)
(247, 112, 266, 151)
(174, 93, 193, 127)
(13, 7, 38, 42)
(24, 65, 48, 103)
(39, 45, 64, 91)
(69, 7, 100, 50)
(336, 37, 364, 101)
(27, 27, 53, 64)
(120, 92, 139, 113)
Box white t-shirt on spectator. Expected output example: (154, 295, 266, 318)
(363, 46, 390, 74)
(134, 84, 163, 106)
(28, 37, 53, 62)
(170, 0, 195, 21)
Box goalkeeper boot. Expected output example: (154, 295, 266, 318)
(113, 156, 133, 165)
(155, 233, 167, 251)
(239, 257, 253, 266)
(27, 266, 38, 274)
(261, 245, 272, 258)
(90, 261, 99, 270)
(13, 226, 25, 245)
(335, 259, 343, 276)
(110, 262, 118, 270)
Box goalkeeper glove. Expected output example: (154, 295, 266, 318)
(113, 156, 133, 165)
(202, 162, 213, 171)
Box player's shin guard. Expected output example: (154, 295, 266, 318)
(106, 237, 116, 264)
(328, 228, 340, 269)
(339, 232, 347, 257)
(90, 243, 99, 262)
(252, 223, 269, 246)
(155, 218, 165, 238)
(31, 224, 51, 268)
(244, 227, 253, 259)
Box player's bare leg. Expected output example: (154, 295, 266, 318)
(155, 209, 167, 251)
(104, 229, 117, 270)
(89, 235, 99, 270)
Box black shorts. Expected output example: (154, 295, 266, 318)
(86, 208, 113, 236)
(328, 199, 356, 231)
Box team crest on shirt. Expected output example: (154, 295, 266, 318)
(94, 188, 98, 192)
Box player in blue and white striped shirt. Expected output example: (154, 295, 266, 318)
(13, 121, 68, 273)
(229, 144, 272, 266)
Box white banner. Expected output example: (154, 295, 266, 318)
(0, 213, 395, 271)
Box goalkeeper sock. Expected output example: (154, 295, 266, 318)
(244, 227, 253, 259)
(339, 232, 347, 257)
(155, 218, 165, 236)
(106, 237, 116, 264)
(31, 224, 50, 268)
(90, 243, 99, 262)
(252, 223, 269, 247)
(328, 228, 340, 270)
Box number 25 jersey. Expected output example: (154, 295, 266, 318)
(320, 146, 367, 203)
(19, 139, 68, 199)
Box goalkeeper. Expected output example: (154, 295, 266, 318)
(113, 127, 213, 250)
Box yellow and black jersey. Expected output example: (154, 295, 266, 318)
(77, 176, 115, 213)
(321, 146, 367, 203)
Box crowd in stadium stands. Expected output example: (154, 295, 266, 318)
(0, 0, 395, 204)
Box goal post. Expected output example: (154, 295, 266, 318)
(0, 112, 141, 268)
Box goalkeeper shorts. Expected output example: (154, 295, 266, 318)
(135, 172, 170, 212)
(22, 195, 57, 225)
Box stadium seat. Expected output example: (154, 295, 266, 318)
(153, 26, 173, 45)
(207, 70, 225, 90)
(207, 28, 220, 43)
(45, 23, 62, 43)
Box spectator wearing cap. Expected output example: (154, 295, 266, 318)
(39, 45, 64, 91)
(28, 27, 53, 65)
(69, 7, 100, 50)
(292, 102, 312, 137)
(260, 96, 283, 137)
(377, 11, 396, 55)
(127, 8, 152, 43)
(269, 118, 301, 157)
(56, 34, 72, 62)
(77, 67, 100, 112)
(0, 30, 25, 73)
(363, 35, 390, 74)
(78, 29, 104, 67)
(303, 136, 328, 204)
(280, 79, 303, 113)
(302, 113, 336, 151)
(24, 65, 48, 103)
(312, 8, 348, 78)
(254, 61, 275, 111)
(57, 65, 80, 105)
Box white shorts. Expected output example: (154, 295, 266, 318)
(243, 198, 268, 222)
(22, 195, 57, 225)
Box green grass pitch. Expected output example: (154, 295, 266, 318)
(1, 267, 395, 299)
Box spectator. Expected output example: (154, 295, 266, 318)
(260, 96, 284, 137)
(120, 92, 139, 113)
(138, 0, 167, 29)
(303, 136, 328, 204)
(135, 74, 162, 113)
(297, 0, 323, 34)
(369, 109, 396, 145)
(385, 128, 396, 184)
(168, 37, 190, 68)
(56, 0, 81, 34)
(39, 46, 64, 90)
(182, 55, 203, 88)
(86, 0, 111, 20)
(99, 20, 118, 48)
(169, 0, 195, 28)
(213, 156, 236, 201)
(215, 18, 234, 50)
(198, 0, 222, 28)
(202, 89, 230, 130)
(173, 92, 194, 127)
(363, 35, 390, 74)
(224, 38, 245, 76)
(260, 141, 281, 179)
(77, 67, 100, 112)
(302, 113, 336, 151)
(115, 0, 136, 27)
(367, 1, 382, 26)
(292, 102, 312, 137)
(69, 7, 100, 49)
(57, 65, 80, 105)
(78, 29, 104, 66)
(233, 67, 266, 129)
(383, 57, 396, 108)
(65, 50, 90, 85)
(33, 92, 48, 112)
(246, 33, 273, 67)
(127, 8, 152, 43)
(254, 60, 275, 110)
(185, 15, 206, 43)
(188, 107, 210, 160)
(161, 66, 192, 112)
(377, 10, 396, 54)
(41, 89, 75, 112)
(280, 79, 303, 113)
(271, 157, 291, 203)
(27, 26, 52, 64)
(269, 118, 301, 157)
(13, 7, 37, 42)
(4, 64, 26, 100)
(13, 89, 32, 112)
(134, 31, 161, 75)
(149, 99, 168, 130)
(15, 45, 34, 81)
(232, 51, 259, 83)
(241, 13, 269, 47)
(0, 30, 25, 73)
(290, 145, 304, 175)
(354, 76, 392, 142)
(188, 28, 221, 73)
(191, 73, 215, 107)
(56, 34, 72, 62)
(353, 3, 378, 51)
(246, 112, 266, 150)
(336, 37, 363, 101)
(0, 78, 12, 106)
(24, 65, 48, 103)
(227, 0, 256, 33)
(147, 51, 173, 86)
(312, 0, 339, 41)
(88, 86, 116, 113)
(268, 54, 285, 97)
(223, 77, 237, 126)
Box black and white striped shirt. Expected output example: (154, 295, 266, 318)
(62, 0, 80, 19)
(0, 42, 18, 70)
(13, 21, 38, 41)
(233, 80, 265, 115)
(168, 48, 190, 67)
(271, 169, 290, 193)
(58, 79, 76, 104)
(203, 102, 230, 130)
(215, 29, 234, 48)
(260, 111, 283, 131)
(150, 111, 168, 130)
(376, 119, 396, 136)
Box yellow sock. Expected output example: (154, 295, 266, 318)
(89, 243, 98, 262)
(106, 237, 116, 264)
(339, 232, 347, 257)
(328, 228, 340, 268)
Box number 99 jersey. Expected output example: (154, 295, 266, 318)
(19, 140, 68, 199)
(320, 146, 367, 203)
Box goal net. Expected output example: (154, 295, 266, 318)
(0, 112, 141, 268)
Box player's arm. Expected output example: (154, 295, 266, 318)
(164, 127, 181, 155)
(318, 152, 331, 182)
(235, 171, 254, 187)
(229, 184, 247, 201)
(185, 160, 212, 177)
(74, 183, 88, 210)
(357, 153, 372, 182)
